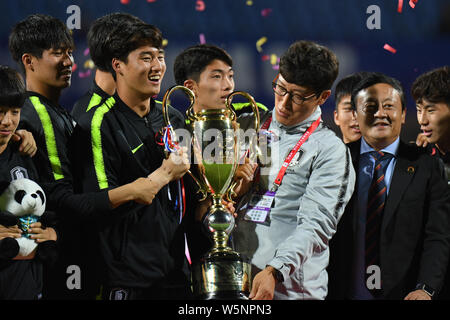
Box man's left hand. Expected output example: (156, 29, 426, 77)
(249, 266, 276, 300)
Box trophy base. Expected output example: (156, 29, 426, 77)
(201, 291, 249, 300)
(192, 251, 252, 300)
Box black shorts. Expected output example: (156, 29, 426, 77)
(0, 260, 42, 300)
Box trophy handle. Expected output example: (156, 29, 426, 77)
(224, 91, 261, 199)
(162, 85, 195, 143)
(161, 85, 208, 200)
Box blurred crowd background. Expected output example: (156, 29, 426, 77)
(0, 0, 449, 142)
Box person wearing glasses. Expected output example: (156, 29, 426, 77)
(232, 40, 356, 300)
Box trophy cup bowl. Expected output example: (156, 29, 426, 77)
(162, 86, 260, 300)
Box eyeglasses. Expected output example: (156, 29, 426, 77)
(272, 82, 317, 105)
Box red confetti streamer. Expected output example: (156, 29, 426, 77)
(261, 55, 269, 61)
(383, 43, 397, 54)
(120, 0, 130, 4)
(196, 0, 205, 11)
(72, 63, 77, 72)
(147, 0, 157, 2)
(397, 0, 403, 13)
(261, 8, 272, 17)
(409, 0, 417, 9)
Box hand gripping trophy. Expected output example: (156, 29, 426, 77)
(162, 85, 260, 299)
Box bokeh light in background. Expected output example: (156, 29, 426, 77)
(0, 0, 449, 141)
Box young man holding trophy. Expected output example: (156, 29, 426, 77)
(70, 21, 196, 300)
(232, 40, 356, 300)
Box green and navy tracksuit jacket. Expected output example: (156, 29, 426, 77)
(19, 91, 111, 218)
(71, 80, 110, 123)
(71, 93, 193, 289)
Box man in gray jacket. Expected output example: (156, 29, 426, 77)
(233, 40, 356, 300)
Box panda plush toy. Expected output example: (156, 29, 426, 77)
(0, 178, 57, 263)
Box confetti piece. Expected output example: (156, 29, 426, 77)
(147, 0, 157, 2)
(261, 55, 269, 62)
(383, 43, 397, 54)
(79, 70, 92, 78)
(246, 0, 253, 5)
(120, 0, 130, 4)
(256, 37, 267, 53)
(261, 8, 272, 17)
(84, 59, 95, 69)
(162, 39, 168, 47)
(196, 0, 205, 11)
(199, 33, 206, 44)
(83, 48, 90, 56)
(72, 63, 77, 72)
(397, 0, 403, 13)
(270, 54, 277, 65)
(409, 0, 417, 8)
(272, 65, 279, 70)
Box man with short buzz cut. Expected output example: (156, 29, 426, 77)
(327, 72, 450, 300)
(232, 40, 356, 300)
(333, 72, 370, 143)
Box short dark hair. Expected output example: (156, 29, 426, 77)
(351, 72, 406, 111)
(411, 66, 450, 106)
(88, 13, 144, 72)
(0, 65, 26, 108)
(105, 22, 163, 77)
(9, 14, 74, 73)
(173, 44, 233, 85)
(279, 40, 339, 94)
(334, 71, 372, 110)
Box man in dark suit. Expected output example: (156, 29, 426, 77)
(327, 72, 450, 300)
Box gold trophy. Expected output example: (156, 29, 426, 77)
(162, 85, 260, 299)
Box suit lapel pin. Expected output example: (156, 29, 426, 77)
(407, 166, 415, 174)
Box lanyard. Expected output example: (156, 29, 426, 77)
(272, 116, 321, 191)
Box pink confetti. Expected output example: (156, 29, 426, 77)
(272, 65, 279, 70)
(196, 0, 205, 11)
(72, 63, 77, 72)
(83, 48, 89, 56)
(397, 0, 403, 13)
(120, 0, 130, 4)
(261, 8, 272, 17)
(383, 43, 397, 54)
(79, 70, 92, 78)
(199, 33, 206, 44)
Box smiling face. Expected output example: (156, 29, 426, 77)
(30, 47, 74, 89)
(355, 83, 405, 150)
(0, 106, 20, 154)
(416, 99, 450, 146)
(186, 59, 234, 112)
(115, 45, 166, 99)
(334, 94, 361, 143)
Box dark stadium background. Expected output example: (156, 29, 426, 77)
(0, 0, 449, 142)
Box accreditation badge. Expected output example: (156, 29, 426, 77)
(243, 190, 275, 225)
